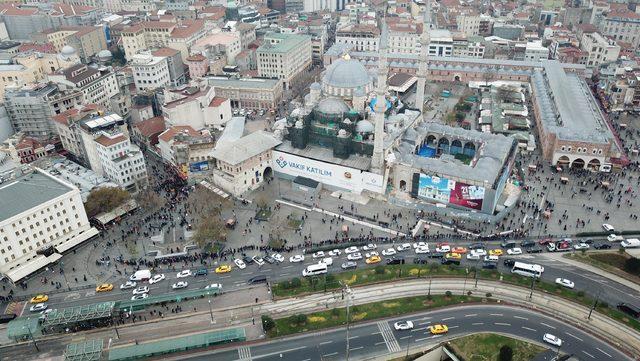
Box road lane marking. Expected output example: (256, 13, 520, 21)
(464, 314, 477, 317)
(399, 335, 412, 340)
(596, 347, 612, 357)
(377, 321, 401, 353)
(420, 316, 432, 320)
(252, 346, 306, 360)
(350, 346, 363, 351)
(472, 322, 484, 325)
(582, 351, 595, 359)
(349, 336, 359, 340)
(238, 346, 252, 360)
(280, 273, 290, 276)
(513, 316, 528, 320)
(565, 332, 583, 341)
(370, 332, 381, 336)
(540, 322, 556, 329)
(375, 341, 386, 346)
(441, 317, 455, 321)
(490, 313, 503, 316)
(522, 326, 536, 332)
(282, 265, 293, 269)
(448, 326, 459, 329)
(494, 322, 511, 326)
(418, 321, 431, 326)
(319, 341, 332, 345)
(411, 327, 427, 332)
(322, 352, 338, 357)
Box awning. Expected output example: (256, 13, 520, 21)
(55, 227, 99, 254)
(94, 199, 138, 225)
(3, 253, 62, 283)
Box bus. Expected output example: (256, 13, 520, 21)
(511, 262, 544, 278)
(302, 263, 328, 277)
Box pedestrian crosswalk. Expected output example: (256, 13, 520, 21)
(238, 346, 252, 360)
(377, 321, 401, 353)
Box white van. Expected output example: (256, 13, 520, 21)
(621, 238, 640, 249)
(302, 263, 328, 277)
(319, 257, 333, 266)
(129, 269, 151, 282)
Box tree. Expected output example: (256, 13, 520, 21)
(193, 210, 226, 248)
(84, 187, 131, 218)
(262, 315, 275, 331)
(624, 257, 640, 276)
(499, 345, 514, 361)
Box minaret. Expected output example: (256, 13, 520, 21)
(371, 22, 389, 174)
(414, 0, 431, 113)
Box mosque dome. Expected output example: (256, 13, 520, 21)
(356, 120, 375, 133)
(337, 129, 348, 138)
(316, 97, 350, 115)
(61, 45, 76, 56)
(310, 82, 321, 91)
(322, 57, 371, 89)
(295, 120, 304, 128)
(97, 49, 113, 62)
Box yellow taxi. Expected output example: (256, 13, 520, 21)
(444, 252, 462, 260)
(96, 283, 114, 292)
(30, 294, 49, 304)
(451, 246, 468, 254)
(365, 255, 381, 264)
(428, 324, 449, 335)
(215, 265, 232, 274)
(489, 249, 504, 256)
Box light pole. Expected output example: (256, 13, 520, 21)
(463, 267, 469, 295)
(24, 322, 39, 352)
(588, 289, 602, 320)
(207, 292, 214, 324)
(529, 275, 536, 299)
(341, 282, 353, 361)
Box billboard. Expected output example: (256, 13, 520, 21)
(272, 151, 384, 193)
(417, 174, 484, 210)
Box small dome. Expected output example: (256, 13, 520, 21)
(337, 129, 348, 138)
(356, 120, 375, 133)
(295, 120, 304, 128)
(316, 97, 350, 115)
(61, 45, 76, 56)
(97, 49, 112, 61)
(322, 58, 371, 89)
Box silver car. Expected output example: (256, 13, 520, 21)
(341, 261, 357, 270)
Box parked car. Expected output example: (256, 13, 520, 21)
(344, 246, 359, 254)
(120, 281, 137, 290)
(252, 256, 265, 266)
(382, 248, 397, 256)
(347, 252, 363, 261)
(328, 249, 341, 257)
(272, 253, 285, 263)
(132, 286, 149, 295)
(386, 257, 404, 265)
(289, 255, 305, 263)
(526, 246, 543, 253)
(573, 243, 590, 250)
(194, 268, 208, 276)
(341, 261, 357, 270)
(602, 223, 615, 232)
(393, 321, 414, 330)
(172, 281, 188, 290)
(593, 242, 612, 250)
(520, 240, 536, 248)
(176, 270, 192, 278)
(149, 274, 165, 284)
(555, 278, 575, 289)
(506, 247, 522, 255)
(362, 244, 377, 251)
(29, 303, 47, 312)
(234, 259, 247, 269)
(413, 257, 428, 264)
(503, 258, 515, 267)
(312, 251, 325, 259)
(264, 255, 276, 264)
(131, 294, 149, 301)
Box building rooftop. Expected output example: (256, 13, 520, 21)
(216, 116, 245, 148)
(208, 76, 280, 90)
(276, 142, 372, 171)
(134, 116, 166, 138)
(531, 61, 613, 144)
(257, 33, 310, 54)
(0, 169, 74, 221)
(211, 130, 281, 165)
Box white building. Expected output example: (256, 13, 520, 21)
(161, 86, 233, 130)
(428, 30, 454, 57)
(94, 132, 148, 192)
(524, 41, 550, 62)
(257, 33, 312, 90)
(48, 64, 119, 109)
(580, 32, 621, 69)
(0, 169, 99, 283)
(387, 20, 420, 54)
(131, 52, 171, 91)
(335, 24, 380, 52)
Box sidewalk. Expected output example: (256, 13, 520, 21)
(545, 252, 640, 293)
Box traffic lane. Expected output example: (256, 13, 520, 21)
(383, 305, 626, 360)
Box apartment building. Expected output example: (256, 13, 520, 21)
(336, 24, 380, 52)
(32, 26, 107, 62)
(131, 52, 171, 91)
(152, 47, 186, 86)
(208, 76, 283, 110)
(387, 19, 420, 54)
(0, 51, 78, 99)
(157, 125, 215, 179)
(48, 64, 119, 109)
(580, 32, 620, 68)
(120, 20, 207, 61)
(161, 85, 232, 130)
(94, 131, 148, 192)
(428, 30, 453, 57)
(600, 9, 640, 50)
(257, 33, 312, 90)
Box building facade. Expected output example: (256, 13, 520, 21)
(257, 33, 312, 90)
(208, 76, 283, 110)
(131, 52, 171, 91)
(94, 132, 148, 192)
(580, 32, 620, 68)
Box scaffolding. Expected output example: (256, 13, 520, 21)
(64, 339, 104, 361)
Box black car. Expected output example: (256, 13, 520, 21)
(441, 258, 461, 265)
(247, 275, 267, 284)
(526, 246, 543, 253)
(582, 238, 594, 244)
(386, 257, 405, 265)
(428, 252, 445, 258)
(413, 257, 428, 264)
(520, 240, 536, 248)
(503, 258, 515, 267)
(243, 256, 254, 264)
(501, 241, 517, 249)
(482, 262, 497, 269)
(264, 256, 276, 264)
(469, 243, 485, 250)
(593, 242, 612, 250)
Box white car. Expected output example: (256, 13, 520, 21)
(252, 256, 265, 266)
(602, 223, 615, 232)
(172, 281, 188, 289)
(471, 249, 487, 256)
(234, 258, 247, 269)
(365, 251, 379, 258)
(289, 255, 305, 263)
(149, 274, 165, 284)
(30, 303, 47, 312)
(436, 245, 451, 253)
(393, 320, 414, 330)
(362, 244, 377, 251)
(312, 251, 325, 259)
(344, 246, 359, 254)
(382, 248, 397, 256)
(543, 333, 563, 347)
(507, 247, 522, 255)
(415, 246, 430, 254)
(176, 270, 192, 278)
(272, 253, 285, 263)
(555, 278, 575, 289)
(320, 257, 333, 266)
(466, 252, 480, 260)
(120, 281, 137, 290)
(607, 234, 624, 242)
(132, 286, 149, 295)
(412, 242, 427, 249)
(328, 249, 342, 256)
(131, 294, 149, 301)
(396, 243, 411, 252)
(484, 255, 499, 263)
(347, 252, 363, 261)
(573, 243, 590, 250)
(204, 283, 223, 290)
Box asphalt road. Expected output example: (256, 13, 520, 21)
(25, 242, 639, 316)
(176, 304, 629, 361)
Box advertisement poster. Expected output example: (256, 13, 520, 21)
(418, 175, 453, 203)
(449, 182, 484, 210)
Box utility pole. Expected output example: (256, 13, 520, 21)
(341, 282, 353, 361)
(529, 275, 536, 299)
(588, 289, 601, 320)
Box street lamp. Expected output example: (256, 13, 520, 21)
(207, 292, 214, 324)
(341, 282, 354, 361)
(588, 288, 602, 320)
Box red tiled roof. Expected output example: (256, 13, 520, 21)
(152, 47, 179, 57)
(16, 137, 42, 150)
(209, 96, 227, 107)
(52, 109, 80, 126)
(51, 3, 95, 16)
(187, 54, 206, 62)
(95, 134, 126, 147)
(135, 116, 166, 137)
(19, 42, 57, 54)
(170, 19, 205, 39)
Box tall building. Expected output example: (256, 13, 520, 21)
(48, 64, 119, 109)
(131, 52, 171, 91)
(600, 9, 640, 50)
(335, 24, 380, 52)
(4, 83, 82, 139)
(0, 168, 98, 283)
(257, 33, 312, 90)
(580, 32, 620, 68)
(32, 26, 107, 62)
(94, 131, 148, 192)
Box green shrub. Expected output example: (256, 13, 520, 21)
(623, 257, 640, 276)
(499, 345, 514, 361)
(374, 266, 385, 274)
(262, 315, 275, 331)
(486, 292, 492, 298)
(445, 291, 452, 297)
(290, 277, 302, 288)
